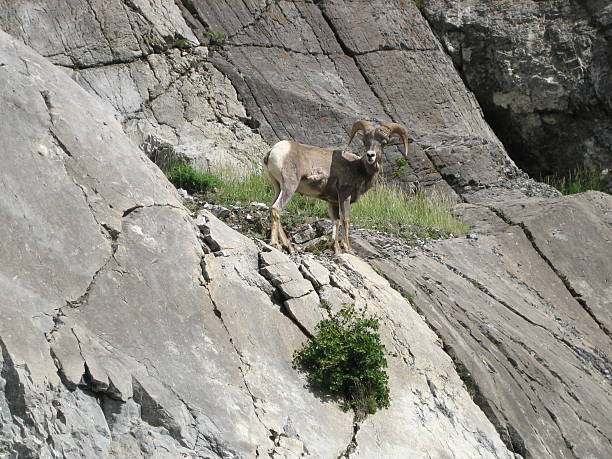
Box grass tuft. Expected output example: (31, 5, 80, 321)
(211, 172, 327, 228)
(351, 180, 470, 239)
(203, 30, 228, 47)
(169, 38, 190, 49)
(542, 167, 607, 195)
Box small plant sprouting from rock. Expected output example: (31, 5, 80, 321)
(204, 30, 228, 47)
(169, 38, 190, 49)
(292, 304, 391, 417)
(542, 167, 608, 195)
(394, 157, 409, 177)
(455, 362, 478, 399)
(403, 291, 415, 306)
(165, 164, 222, 195)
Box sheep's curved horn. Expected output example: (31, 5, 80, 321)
(380, 122, 410, 158)
(348, 120, 374, 146)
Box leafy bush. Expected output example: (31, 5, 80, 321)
(165, 165, 222, 194)
(293, 305, 391, 416)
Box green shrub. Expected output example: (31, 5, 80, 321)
(395, 157, 408, 167)
(165, 165, 222, 194)
(292, 305, 391, 417)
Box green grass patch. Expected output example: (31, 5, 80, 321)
(169, 38, 190, 49)
(351, 180, 471, 239)
(542, 167, 606, 195)
(165, 164, 222, 194)
(293, 305, 391, 417)
(209, 172, 327, 230)
(177, 169, 470, 240)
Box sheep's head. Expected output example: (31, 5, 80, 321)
(348, 120, 410, 167)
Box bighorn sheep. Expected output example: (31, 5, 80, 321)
(263, 120, 410, 254)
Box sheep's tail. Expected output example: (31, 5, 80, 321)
(263, 149, 270, 166)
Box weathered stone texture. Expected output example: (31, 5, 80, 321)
(423, 0, 612, 178)
(185, 0, 530, 195)
(361, 193, 612, 458)
(493, 192, 612, 335)
(1, 2, 610, 458)
(0, 0, 268, 173)
(0, 0, 564, 199)
(0, 30, 513, 457)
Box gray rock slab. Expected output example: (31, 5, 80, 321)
(186, 0, 525, 194)
(334, 255, 512, 458)
(0, 0, 197, 68)
(283, 292, 326, 336)
(202, 248, 354, 458)
(277, 278, 314, 300)
(0, 1, 267, 174)
(493, 192, 612, 335)
(368, 216, 612, 458)
(300, 256, 331, 289)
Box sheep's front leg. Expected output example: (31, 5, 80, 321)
(339, 195, 352, 252)
(328, 202, 342, 255)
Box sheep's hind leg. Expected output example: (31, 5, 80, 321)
(270, 207, 283, 251)
(328, 203, 342, 255)
(271, 185, 296, 253)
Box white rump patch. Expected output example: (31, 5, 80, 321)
(266, 140, 291, 182)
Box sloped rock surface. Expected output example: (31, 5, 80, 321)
(0, 30, 513, 457)
(200, 211, 513, 458)
(422, 0, 612, 177)
(361, 192, 612, 458)
(0, 0, 268, 172)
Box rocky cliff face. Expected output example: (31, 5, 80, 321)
(1, 0, 556, 199)
(0, 0, 268, 172)
(1, 1, 611, 458)
(0, 30, 514, 457)
(422, 0, 612, 177)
